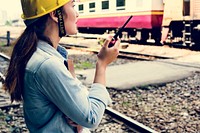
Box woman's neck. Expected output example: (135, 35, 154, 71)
(44, 21, 60, 49)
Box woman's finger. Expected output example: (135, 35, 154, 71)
(114, 38, 121, 48)
(103, 36, 112, 47)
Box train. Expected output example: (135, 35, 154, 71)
(162, 0, 200, 48)
(75, 0, 200, 48)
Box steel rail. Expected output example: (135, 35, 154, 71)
(0, 72, 5, 82)
(0, 53, 9, 82)
(0, 53, 10, 61)
(105, 107, 158, 133)
(119, 50, 174, 59)
(61, 43, 174, 61)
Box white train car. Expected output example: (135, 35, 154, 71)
(162, 0, 200, 48)
(75, 0, 164, 44)
(191, 0, 200, 20)
(75, 0, 200, 48)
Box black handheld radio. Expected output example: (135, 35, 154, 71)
(108, 15, 133, 48)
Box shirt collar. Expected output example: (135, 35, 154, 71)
(57, 45, 68, 59)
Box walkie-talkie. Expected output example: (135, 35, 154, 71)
(108, 15, 133, 48)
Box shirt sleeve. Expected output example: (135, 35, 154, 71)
(35, 57, 112, 128)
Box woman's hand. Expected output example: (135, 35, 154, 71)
(93, 36, 120, 85)
(97, 36, 120, 68)
(66, 117, 83, 133)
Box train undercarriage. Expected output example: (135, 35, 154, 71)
(166, 20, 200, 49)
(78, 20, 200, 50)
(78, 27, 162, 45)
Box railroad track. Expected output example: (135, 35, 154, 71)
(0, 35, 194, 61)
(0, 53, 10, 61)
(61, 43, 174, 61)
(0, 53, 20, 110)
(0, 53, 10, 82)
(105, 107, 157, 133)
(0, 52, 158, 132)
(117, 50, 173, 61)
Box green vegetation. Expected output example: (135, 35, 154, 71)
(136, 93, 143, 102)
(122, 101, 132, 107)
(74, 61, 94, 70)
(5, 21, 12, 26)
(171, 104, 177, 112)
(0, 41, 5, 46)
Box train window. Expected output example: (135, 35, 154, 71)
(116, 0, 125, 7)
(116, 0, 125, 10)
(102, 0, 109, 10)
(89, 2, 95, 12)
(183, 0, 190, 16)
(78, 4, 84, 13)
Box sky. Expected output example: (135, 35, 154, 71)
(0, 0, 22, 20)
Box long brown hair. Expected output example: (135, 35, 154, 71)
(3, 14, 53, 102)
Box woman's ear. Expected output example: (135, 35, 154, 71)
(49, 11, 58, 23)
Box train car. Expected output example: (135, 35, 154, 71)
(75, 0, 164, 44)
(75, 0, 200, 48)
(162, 0, 200, 48)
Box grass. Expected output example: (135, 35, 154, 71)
(171, 104, 177, 112)
(122, 101, 132, 107)
(0, 41, 5, 46)
(74, 61, 94, 70)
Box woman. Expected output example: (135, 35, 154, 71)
(4, 0, 120, 132)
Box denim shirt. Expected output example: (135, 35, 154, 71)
(23, 40, 112, 133)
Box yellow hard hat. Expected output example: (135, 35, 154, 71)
(21, 0, 70, 20)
